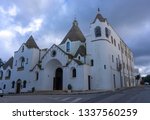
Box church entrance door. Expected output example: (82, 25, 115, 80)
(53, 68, 63, 90)
(16, 79, 21, 93)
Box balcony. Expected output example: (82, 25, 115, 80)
(17, 66, 24, 71)
(5, 76, 10, 80)
(117, 63, 122, 71)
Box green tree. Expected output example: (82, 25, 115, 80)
(143, 75, 150, 84)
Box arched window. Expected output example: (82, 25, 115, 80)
(112, 55, 114, 62)
(111, 36, 113, 44)
(95, 26, 101, 37)
(26, 58, 28, 64)
(36, 72, 39, 80)
(12, 81, 15, 88)
(19, 57, 25, 68)
(105, 27, 111, 38)
(18, 57, 25, 71)
(3, 84, 6, 89)
(5, 70, 11, 79)
(22, 46, 24, 52)
(104, 65, 106, 69)
(23, 80, 27, 88)
(66, 42, 70, 52)
(78, 56, 80, 60)
(118, 44, 120, 50)
(0, 71, 3, 79)
(21, 57, 25, 67)
(72, 68, 76, 78)
(114, 39, 116, 46)
(91, 59, 94, 66)
(8, 70, 11, 77)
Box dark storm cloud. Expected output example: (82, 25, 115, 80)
(135, 56, 150, 66)
(95, 0, 150, 69)
(132, 33, 150, 58)
(106, 0, 150, 26)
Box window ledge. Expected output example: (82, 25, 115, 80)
(17, 66, 24, 71)
(5, 76, 10, 80)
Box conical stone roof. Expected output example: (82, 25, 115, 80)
(25, 35, 39, 49)
(92, 9, 106, 23)
(3, 57, 13, 70)
(60, 20, 86, 44)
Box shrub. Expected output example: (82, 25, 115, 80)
(67, 84, 72, 90)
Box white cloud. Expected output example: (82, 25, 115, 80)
(0, 30, 19, 60)
(8, 5, 18, 16)
(0, 30, 14, 38)
(38, 34, 61, 49)
(0, 3, 44, 61)
(0, 17, 43, 60)
(29, 18, 43, 31)
(0, 5, 18, 16)
(14, 18, 43, 35)
(138, 66, 150, 76)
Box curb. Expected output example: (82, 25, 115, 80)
(4, 86, 141, 96)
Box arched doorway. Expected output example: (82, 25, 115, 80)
(53, 68, 63, 90)
(16, 79, 21, 93)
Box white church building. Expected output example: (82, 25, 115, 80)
(0, 10, 135, 93)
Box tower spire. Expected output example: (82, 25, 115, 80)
(98, 8, 100, 13)
(92, 8, 106, 23)
(73, 17, 78, 26)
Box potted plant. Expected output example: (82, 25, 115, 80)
(67, 84, 72, 93)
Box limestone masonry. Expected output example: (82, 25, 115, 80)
(0, 10, 135, 93)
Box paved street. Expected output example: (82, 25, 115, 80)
(0, 86, 150, 103)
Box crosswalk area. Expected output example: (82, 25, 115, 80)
(49, 96, 85, 103)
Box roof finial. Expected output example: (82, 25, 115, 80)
(74, 14, 76, 20)
(98, 8, 100, 13)
(73, 16, 78, 26)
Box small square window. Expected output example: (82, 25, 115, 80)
(112, 55, 114, 62)
(104, 65, 106, 69)
(111, 36, 113, 44)
(26, 58, 28, 64)
(118, 44, 120, 50)
(114, 39, 116, 46)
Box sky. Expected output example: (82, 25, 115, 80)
(0, 0, 150, 76)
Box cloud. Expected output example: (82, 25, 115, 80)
(0, 30, 19, 59)
(14, 18, 43, 35)
(36, 32, 62, 49)
(0, 3, 44, 60)
(0, 0, 150, 75)
(0, 4, 18, 16)
(137, 65, 150, 76)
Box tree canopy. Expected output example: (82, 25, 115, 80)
(142, 75, 150, 84)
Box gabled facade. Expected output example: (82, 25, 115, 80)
(0, 10, 135, 93)
(0, 57, 13, 93)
